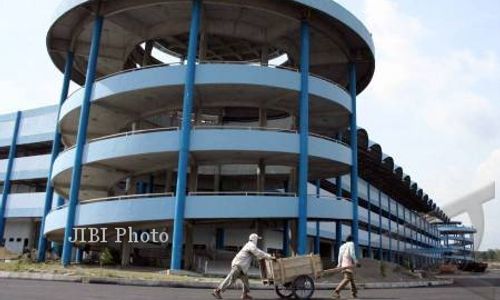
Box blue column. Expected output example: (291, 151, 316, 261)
(297, 19, 310, 255)
(37, 51, 74, 262)
(171, 0, 201, 270)
(335, 176, 342, 259)
(378, 190, 382, 260)
(367, 183, 372, 258)
(0, 111, 22, 243)
(388, 197, 392, 262)
(348, 63, 359, 256)
(61, 14, 104, 267)
(283, 221, 289, 257)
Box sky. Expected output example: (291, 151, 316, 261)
(0, 1, 499, 250)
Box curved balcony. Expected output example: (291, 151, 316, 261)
(48, 0, 374, 91)
(43, 193, 354, 240)
(58, 63, 352, 146)
(51, 127, 351, 200)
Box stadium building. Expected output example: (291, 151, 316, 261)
(0, 0, 463, 271)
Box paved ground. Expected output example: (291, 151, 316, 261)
(0, 277, 498, 300)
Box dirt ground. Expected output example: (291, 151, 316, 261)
(318, 258, 422, 283)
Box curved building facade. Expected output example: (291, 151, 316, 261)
(0, 0, 454, 271)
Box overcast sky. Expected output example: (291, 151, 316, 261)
(1, 1, 499, 250)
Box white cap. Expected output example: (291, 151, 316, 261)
(249, 233, 262, 242)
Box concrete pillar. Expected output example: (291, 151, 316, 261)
(75, 247, 83, 264)
(189, 162, 198, 193)
(213, 165, 221, 192)
(121, 232, 131, 267)
(289, 219, 297, 255)
(148, 175, 155, 193)
(143, 40, 154, 66)
(282, 220, 289, 257)
(255, 221, 264, 249)
(290, 114, 297, 131)
(131, 121, 138, 132)
(314, 221, 320, 254)
(165, 169, 173, 193)
(257, 159, 266, 192)
(183, 222, 194, 270)
(260, 46, 269, 66)
(335, 221, 342, 260)
(288, 167, 297, 194)
(215, 228, 224, 250)
(259, 108, 267, 128)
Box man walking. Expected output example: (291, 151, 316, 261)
(212, 233, 273, 300)
(333, 235, 360, 299)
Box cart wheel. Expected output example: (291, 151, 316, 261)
(292, 275, 315, 299)
(274, 282, 294, 298)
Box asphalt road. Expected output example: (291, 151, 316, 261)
(0, 278, 498, 300)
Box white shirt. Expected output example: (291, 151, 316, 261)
(337, 241, 358, 268)
(231, 241, 272, 273)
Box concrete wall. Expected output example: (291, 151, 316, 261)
(4, 219, 35, 254)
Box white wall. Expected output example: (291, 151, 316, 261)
(4, 219, 34, 254)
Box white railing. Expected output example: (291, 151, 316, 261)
(64, 127, 180, 152)
(54, 192, 174, 210)
(188, 191, 296, 197)
(308, 194, 350, 201)
(197, 60, 347, 92)
(54, 191, 306, 210)
(67, 61, 347, 99)
(63, 126, 347, 152)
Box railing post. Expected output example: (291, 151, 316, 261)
(171, 0, 202, 270)
(349, 63, 359, 257)
(61, 12, 103, 267)
(37, 51, 74, 262)
(0, 111, 22, 243)
(297, 18, 310, 255)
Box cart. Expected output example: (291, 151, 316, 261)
(259, 254, 351, 299)
(259, 254, 323, 299)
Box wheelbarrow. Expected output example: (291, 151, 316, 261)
(259, 254, 351, 299)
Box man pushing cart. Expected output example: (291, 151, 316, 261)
(211, 233, 360, 300)
(212, 233, 273, 300)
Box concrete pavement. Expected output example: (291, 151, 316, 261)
(0, 278, 498, 300)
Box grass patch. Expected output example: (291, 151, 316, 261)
(0, 260, 205, 282)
